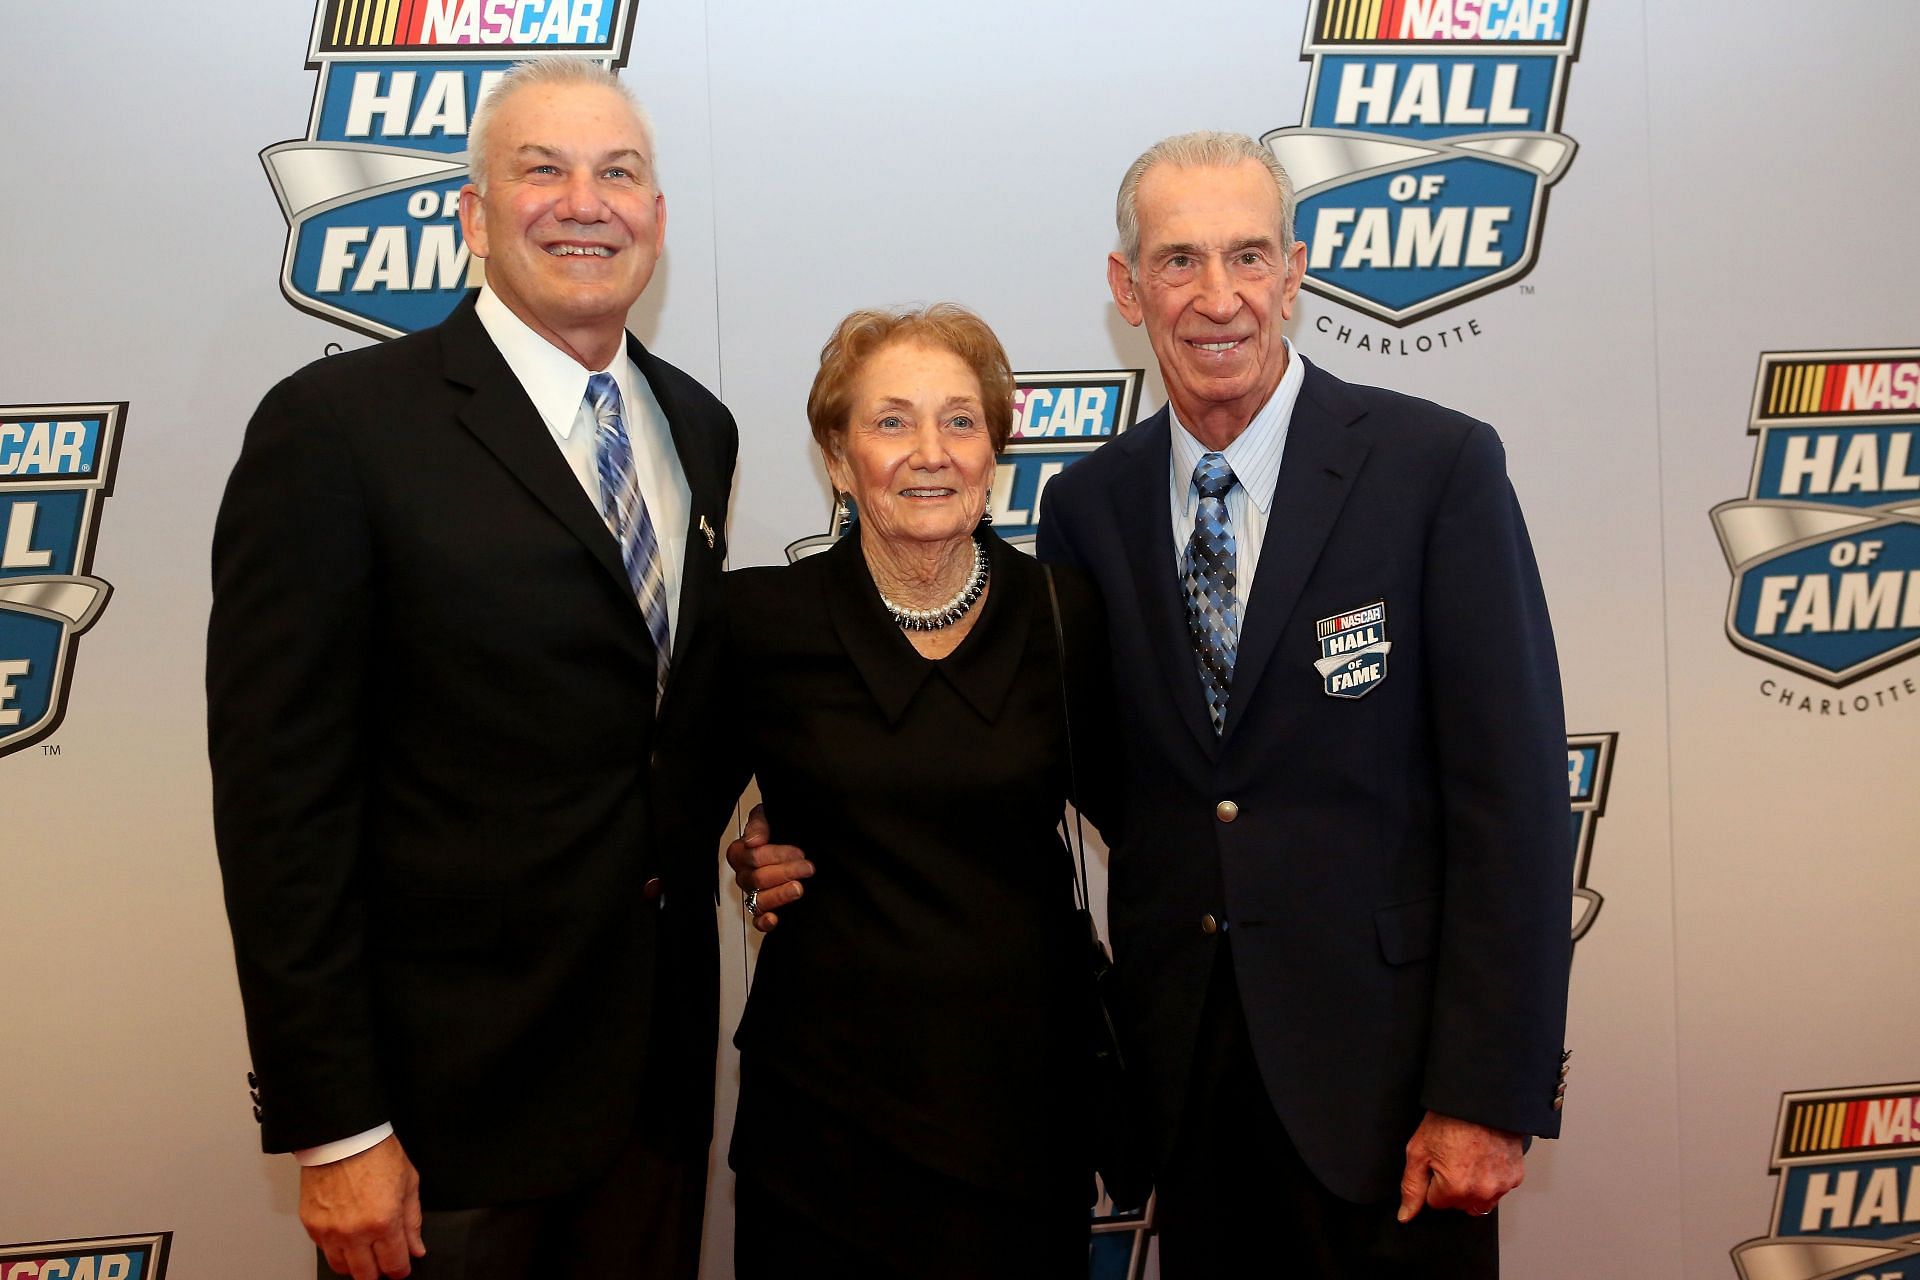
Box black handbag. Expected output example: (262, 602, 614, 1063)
(1041, 565, 1152, 1215)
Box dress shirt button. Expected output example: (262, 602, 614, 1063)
(1215, 800, 1239, 823)
(1200, 914, 1220, 935)
(643, 877, 665, 900)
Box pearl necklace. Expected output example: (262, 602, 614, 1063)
(879, 538, 989, 631)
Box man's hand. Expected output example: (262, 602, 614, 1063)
(726, 803, 812, 933)
(301, 1134, 426, 1279)
(1397, 1111, 1524, 1222)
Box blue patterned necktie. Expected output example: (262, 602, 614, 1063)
(587, 373, 671, 703)
(1183, 452, 1240, 735)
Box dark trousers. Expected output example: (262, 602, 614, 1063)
(1155, 944, 1498, 1280)
(314, 1121, 707, 1280)
(734, 1168, 1087, 1280)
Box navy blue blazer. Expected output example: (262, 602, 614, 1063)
(1036, 358, 1571, 1204)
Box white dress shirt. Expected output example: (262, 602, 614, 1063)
(476, 284, 691, 651)
(1167, 339, 1308, 614)
(295, 289, 692, 1167)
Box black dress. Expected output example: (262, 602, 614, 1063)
(721, 527, 1117, 1279)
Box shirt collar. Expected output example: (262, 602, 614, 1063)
(1168, 338, 1306, 517)
(823, 527, 1032, 727)
(474, 284, 635, 439)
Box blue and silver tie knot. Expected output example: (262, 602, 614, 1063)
(1184, 451, 1240, 735)
(588, 371, 620, 413)
(1194, 451, 1236, 505)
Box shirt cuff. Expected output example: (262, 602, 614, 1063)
(295, 1123, 394, 1166)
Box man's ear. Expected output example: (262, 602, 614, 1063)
(457, 184, 489, 260)
(1278, 238, 1308, 321)
(1108, 253, 1144, 327)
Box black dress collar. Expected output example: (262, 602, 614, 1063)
(824, 524, 1036, 727)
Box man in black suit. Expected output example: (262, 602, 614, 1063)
(1032, 132, 1573, 1277)
(209, 57, 735, 1280)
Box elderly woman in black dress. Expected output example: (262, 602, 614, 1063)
(718, 304, 1119, 1278)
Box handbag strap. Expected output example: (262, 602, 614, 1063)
(1041, 564, 1095, 917)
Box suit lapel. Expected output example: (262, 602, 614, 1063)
(1113, 412, 1221, 759)
(1224, 362, 1371, 745)
(630, 338, 737, 729)
(631, 337, 723, 678)
(441, 299, 635, 602)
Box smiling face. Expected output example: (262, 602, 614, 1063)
(824, 340, 995, 554)
(458, 81, 664, 368)
(1109, 158, 1307, 445)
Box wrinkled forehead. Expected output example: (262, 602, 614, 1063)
(489, 82, 652, 165)
(858, 338, 984, 396)
(1137, 159, 1284, 246)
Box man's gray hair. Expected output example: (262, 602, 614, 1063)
(466, 56, 655, 193)
(1115, 131, 1295, 271)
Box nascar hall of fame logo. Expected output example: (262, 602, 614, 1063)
(1731, 1082, 1920, 1280)
(0, 404, 124, 760)
(1262, 0, 1587, 341)
(785, 370, 1143, 561)
(1566, 731, 1614, 947)
(263, 0, 637, 339)
(1314, 599, 1390, 697)
(1712, 351, 1920, 711)
(0, 1233, 171, 1280)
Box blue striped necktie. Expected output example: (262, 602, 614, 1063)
(1183, 451, 1240, 735)
(586, 373, 670, 702)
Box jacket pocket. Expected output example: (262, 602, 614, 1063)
(1374, 894, 1440, 965)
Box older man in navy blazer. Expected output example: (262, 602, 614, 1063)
(1033, 132, 1573, 1277)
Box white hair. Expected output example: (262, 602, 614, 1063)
(466, 56, 655, 193)
(1115, 131, 1295, 271)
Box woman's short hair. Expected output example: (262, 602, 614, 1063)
(807, 304, 1016, 456)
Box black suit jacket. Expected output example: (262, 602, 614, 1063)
(1037, 360, 1571, 1204)
(208, 295, 737, 1208)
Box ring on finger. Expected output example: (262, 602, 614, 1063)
(744, 889, 759, 915)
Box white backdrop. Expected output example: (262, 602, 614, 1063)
(2, 2, 1916, 1277)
